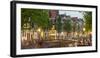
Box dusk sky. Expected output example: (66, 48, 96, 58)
(59, 10, 84, 19)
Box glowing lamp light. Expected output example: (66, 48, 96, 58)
(37, 28, 41, 32)
(83, 28, 85, 31)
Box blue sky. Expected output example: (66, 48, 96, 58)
(59, 10, 84, 19)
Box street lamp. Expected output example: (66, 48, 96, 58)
(83, 28, 86, 37)
(37, 28, 41, 32)
(83, 28, 85, 31)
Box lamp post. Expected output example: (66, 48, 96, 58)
(83, 28, 86, 37)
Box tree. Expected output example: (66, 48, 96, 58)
(83, 12, 92, 32)
(64, 19, 72, 37)
(56, 16, 62, 39)
(64, 20, 72, 32)
(56, 16, 62, 33)
(21, 8, 50, 30)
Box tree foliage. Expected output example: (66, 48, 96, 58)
(83, 12, 92, 32)
(64, 19, 72, 33)
(56, 16, 62, 33)
(21, 8, 50, 30)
